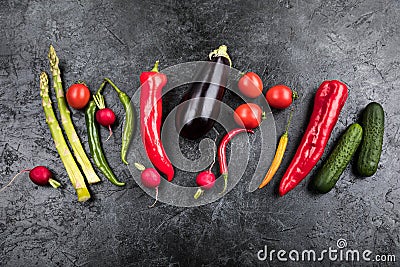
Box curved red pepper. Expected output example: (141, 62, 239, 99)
(279, 80, 348, 196)
(218, 128, 254, 193)
(140, 61, 174, 181)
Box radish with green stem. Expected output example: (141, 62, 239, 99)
(194, 170, 216, 199)
(194, 134, 218, 199)
(93, 93, 115, 141)
(134, 163, 161, 208)
(0, 166, 61, 193)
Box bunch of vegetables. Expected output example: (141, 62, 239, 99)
(1, 43, 385, 205)
(1, 46, 135, 201)
(235, 70, 298, 190)
(312, 102, 384, 193)
(175, 45, 260, 198)
(173, 45, 301, 199)
(257, 79, 385, 196)
(278, 80, 348, 195)
(84, 79, 129, 187)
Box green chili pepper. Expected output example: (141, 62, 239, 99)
(104, 78, 135, 165)
(84, 81, 125, 186)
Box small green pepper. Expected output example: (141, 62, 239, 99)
(104, 78, 135, 165)
(84, 81, 125, 186)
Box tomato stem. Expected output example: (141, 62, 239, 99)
(292, 90, 299, 100)
(76, 80, 87, 86)
(262, 111, 267, 120)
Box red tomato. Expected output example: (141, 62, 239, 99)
(66, 83, 91, 109)
(234, 103, 263, 129)
(265, 85, 293, 109)
(238, 72, 263, 98)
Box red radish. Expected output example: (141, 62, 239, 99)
(96, 108, 116, 140)
(194, 170, 216, 199)
(194, 134, 217, 199)
(134, 163, 161, 208)
(93, 94, 116, 141)
(0, 166, 61, 193)
(196, 170, 216, 189)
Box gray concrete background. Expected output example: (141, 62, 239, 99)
(0, 0, 399, 266)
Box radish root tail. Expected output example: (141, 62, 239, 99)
(106, 125, 113, 142)
(148, 187, 159, 208)
(0, 169, 31, 193)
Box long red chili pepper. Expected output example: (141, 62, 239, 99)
(218, 128, 254, 193)
(140, 61, 174, 181)
(279, 80, 348, 196)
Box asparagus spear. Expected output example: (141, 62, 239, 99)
(40, 72, 90, 202)
(48, 45, 101, 184)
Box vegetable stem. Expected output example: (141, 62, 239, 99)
(48, 45, 100, 185)
(96, 80, 107, 95)
(220, 173, 228, 194)
(284, 108, 295, 134)
(209, 45, 232, 67)
(48, 178, 61, 188)
(194, 188, 203, 199)
(103, 78, 122, 94)
(134, 163, 146, 172)
(150, 61, 159, 73)
(93, 94, 106, 109)
(40, 72, 90, 201)
(292, 90, 299, 100)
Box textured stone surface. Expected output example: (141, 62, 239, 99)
(0, 0, 399, 266)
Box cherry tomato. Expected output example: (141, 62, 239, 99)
(66, 83, 91, 109)
(234, 103, 263, 129)
(265, 85, 293, 109)
(238, 72, 263, 98)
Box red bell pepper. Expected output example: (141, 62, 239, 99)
(279, 80, 348, 196)
(140, 61, 174, 181)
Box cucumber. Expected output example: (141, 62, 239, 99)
(313, 123, 363, 193)
(356, 102, 385, 176)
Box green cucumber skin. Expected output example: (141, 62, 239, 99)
(356, 102, 385, 176)
(313, 123, 363, 193)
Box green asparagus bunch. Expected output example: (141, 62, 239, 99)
(40, 72, 90, 202)
(48, 45, 101, 185)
